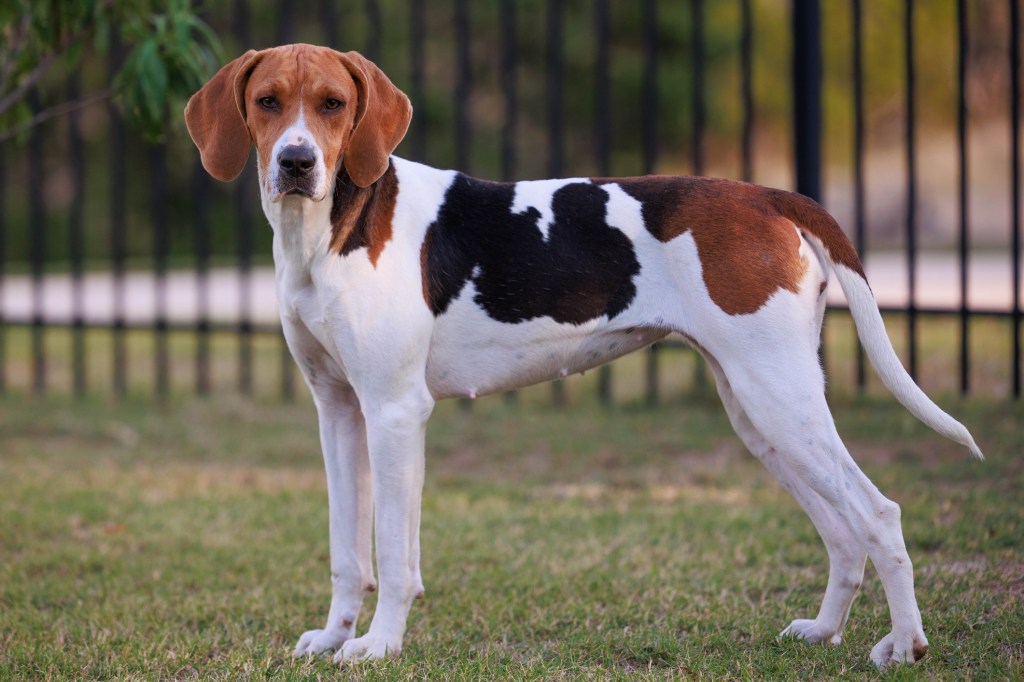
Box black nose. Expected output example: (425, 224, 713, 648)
(278, 145, 316, 177)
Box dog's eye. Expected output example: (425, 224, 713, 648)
(323, 98, 345, 111)
(257, 96, 278, 110)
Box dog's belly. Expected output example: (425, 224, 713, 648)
(425, 292, 668, 399)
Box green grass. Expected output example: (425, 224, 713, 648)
(1, 387, 1021, 680)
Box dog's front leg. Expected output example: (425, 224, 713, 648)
(293, 382, 375, 658)
(339, 389, 433, 662)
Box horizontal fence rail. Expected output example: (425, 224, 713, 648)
(0, 0, 1019, 403)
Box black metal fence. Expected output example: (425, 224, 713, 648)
(0, 0, 1020, 402)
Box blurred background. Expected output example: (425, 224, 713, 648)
(0, 0, 1020, 402)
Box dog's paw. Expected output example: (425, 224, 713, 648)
(292, 627, 350, 658)
(778, 618, 842, 645)
(335, 633, 401, 663)
(870, 631, 929, 668)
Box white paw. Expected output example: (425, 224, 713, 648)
(292, 627, 351, 657)
(870, 631, 929, 668)
(778, 618, 842, 645)
(335, 633, 401, 662)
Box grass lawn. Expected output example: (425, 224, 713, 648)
(0, 386, 1021, 680)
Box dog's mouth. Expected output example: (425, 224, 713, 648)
(271, 177, 324, 202)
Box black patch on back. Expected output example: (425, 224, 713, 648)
(422, 175, 640, 324)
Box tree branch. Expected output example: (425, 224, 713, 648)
(0, 87, 114, 143)
(0, 51, 58, 116)
(0, 16, 100, 118)
(0, 13, 32, 88)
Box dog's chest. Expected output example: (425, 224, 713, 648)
(278, 271, 347, 376)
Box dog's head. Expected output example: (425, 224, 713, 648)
(185, 44, 411, 200)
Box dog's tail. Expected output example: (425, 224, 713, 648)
(771, 190, 984, 460)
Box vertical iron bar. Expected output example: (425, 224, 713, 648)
(595, 0, 611, 179)
(277, 0, 296, 401)
(690, 0, 704, 176)
(281, 331, 295, 401)
(792, 0, 822, 201)
(320, 0, 339, 45)
(645, 0, 660, 405)
(740, 0, 754, 183)
(68, 73, 86, 396)
(904, 0, 918, 379)
(237, 0, 255, 396)
(277, 0, 295, 48)
(793, 0, 824, 377)
(546, 0, 564, 179)
(596, 0, 613, 404)
(455, 0, 471, 171)
(500, 0, 520, 405)
(453, 0, 472, 412)
(28, 90, 45, 395)
(151, 132, 170, 399)
(644, 0, 659, 175)
(110, 34, 127, 398)
(235, 161, 253, 395)
(548, 0, 566, 406)
(194, 157, 211, 395)
(191, 0, 211, 397)
(957, 0, 970, 394)
(0, 142, 5, 392)
(1012, 0, 1022, 398)
(365, 0, 382, 63)
(689, 0, 711, 397)
(410, 0, 426, 161)
(853, 0, 867, 391)
(500, 0, 517, 181)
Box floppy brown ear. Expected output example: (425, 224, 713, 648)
(337, 51, 412, 187)
(184, 50, 262, 181)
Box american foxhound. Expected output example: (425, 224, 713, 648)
(185, 44, 982, 667)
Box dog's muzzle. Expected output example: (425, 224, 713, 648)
(276, 144, 318, 197)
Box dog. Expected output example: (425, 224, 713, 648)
(185, 44, 982, 667)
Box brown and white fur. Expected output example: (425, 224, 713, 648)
(185, 44, 982, 667)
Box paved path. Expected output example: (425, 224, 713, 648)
(1, 251, 1020, 327)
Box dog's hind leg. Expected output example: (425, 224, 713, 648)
(697, 346, 866, 646)
(701, 334, 928, 667)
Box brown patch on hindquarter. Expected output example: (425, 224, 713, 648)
(601, 176, 814, 315)
(329, 161, 398, 265)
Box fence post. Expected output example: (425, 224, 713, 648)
(792, 0, 824, 377)
(852, 0, 868, 392)
(68, 73, 87, 397)
(792, 0, 822, 202)
(109, 33, 127, 399)
(29, 90, 46, 396)
(454, 0, 471, 172)
(904, 0, 918, 380)
(595, 0, 612, 405)
(547, 0, 567, 407)
(1011, 0, 1022, 399)
(644, 0, 660, 406)
(957, 0, 970, 395)
(0, 146, 5, 393)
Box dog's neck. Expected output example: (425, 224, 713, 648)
(263, 162, 398, 278)
(263, 187, 334, 278)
